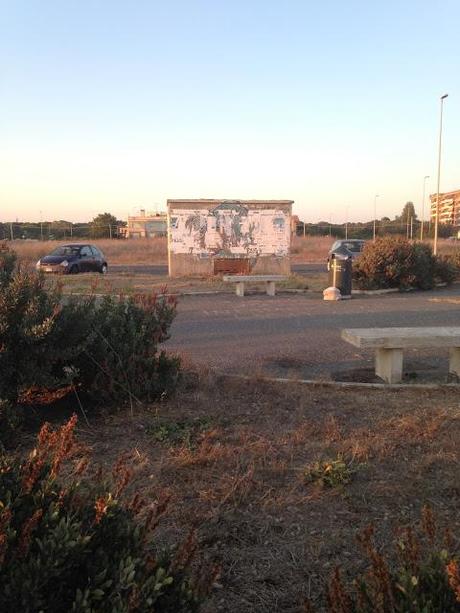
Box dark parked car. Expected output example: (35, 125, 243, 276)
(36, 244, 108, 274)
(327, 239, 366, 268)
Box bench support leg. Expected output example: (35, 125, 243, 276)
(236, 282, 245, 297)
(449, 347, 460, 378)
(375, 348, 403, 384)
(266, 281, 276, 296)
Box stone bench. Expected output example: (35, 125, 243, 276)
(341, 327, 460, 384)
(222, 274, 287, 297)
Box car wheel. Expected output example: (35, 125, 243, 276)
(100, 263, 108, 274)
(69, 265, 79, 274)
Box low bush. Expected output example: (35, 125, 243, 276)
(0, 248, 179, 438)
(353, 237, 456, 290)
(148, 417, 213, 447)
(0, 269, 69, 403)
(439, 250, 460, 282)
(0, 242, 17, 287)
(304, 454, 355, 488)
(75, 292, 180, 404)
(320, 507, 460, 612)
(0, 417, 215, 612)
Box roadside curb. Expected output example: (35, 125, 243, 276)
(217, 372, 460, 390)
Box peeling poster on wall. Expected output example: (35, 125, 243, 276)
(169, 203, 290, 257)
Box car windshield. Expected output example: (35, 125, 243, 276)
(50, 246, 81, 256)
(343, 242, 362, 252)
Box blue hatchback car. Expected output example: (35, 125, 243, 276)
(36, 244, 108, 274)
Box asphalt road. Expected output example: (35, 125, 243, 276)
(109, 263, 325, 275)
(166, 286, 460, 382)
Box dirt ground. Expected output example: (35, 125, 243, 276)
(47, 271, 320, 295)
(46, 373, 460, 612)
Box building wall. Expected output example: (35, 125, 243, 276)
(167, 199, 293, 276)
(430, 190, 460, 225)
(122, 214, 167, 238)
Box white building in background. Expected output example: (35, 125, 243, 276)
(120, 209, 167, 238)
(430, 190, 460, 226)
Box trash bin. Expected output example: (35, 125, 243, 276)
(327, 246, 352, 298)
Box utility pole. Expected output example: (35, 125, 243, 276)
(373, 195, 379, 241)
(10, 222, 13, 241)
(109, 224, 112, 239)
(410, 216, 413, 240)
(434, 94, 448, 256)
(420, 175, 430, 240)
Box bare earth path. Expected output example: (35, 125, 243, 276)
(167, 285, 460, 381)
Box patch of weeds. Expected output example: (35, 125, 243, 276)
(280, 274, 309, 290)
(304, 454, 356, 488)
(148, 416, 213, 447)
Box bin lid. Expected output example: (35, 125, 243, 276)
(330, 244, 353, 259)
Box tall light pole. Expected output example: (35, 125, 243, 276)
(373, 194, 379, 241)
(420, 175, 430, 240)
(434, 93, 448, 255)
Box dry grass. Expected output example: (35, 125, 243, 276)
(14, 236, 332, 268)
(47, 271, 325, 296)
(11, 237, 168, 266)
(291, 235, 333, 262)
(61, 373, 460, 613)
(12, 235, 459, 269)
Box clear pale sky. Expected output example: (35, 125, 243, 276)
(1, 0, 459, 223)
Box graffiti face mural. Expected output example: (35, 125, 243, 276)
(169, 203, 290, 258)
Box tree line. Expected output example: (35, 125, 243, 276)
(296, 202, 456, 240)
(0, 213, 126, 241)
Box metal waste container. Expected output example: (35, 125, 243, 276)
(327, 245, 352, 298)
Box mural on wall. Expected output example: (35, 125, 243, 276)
(169, 203, 290, 257)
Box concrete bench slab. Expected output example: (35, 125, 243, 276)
(341, 327, 460, 384)
(222, 274, 287, 297)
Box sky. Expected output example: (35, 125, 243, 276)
(1, 0, 459, 223)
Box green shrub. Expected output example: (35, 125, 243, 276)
(411, 241, 436, 290)
(443, 250, 460, 273)
(0, 270, 68, 403)
(353, 237, 415, 290)
(148, 417, 213, 447)
(323, 508, 460, 612)
(72, 292, 180, 404)
(0, 257, 179, 414)
(304, 454, 354, 488)
(436, 255, 458, 285)
(0, 242, 17, 287)
(0, 417, 215, 612)
(353, 237, 456, 290)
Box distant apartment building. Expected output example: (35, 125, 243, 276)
(120, 209, 167, 238)
(429, 190, 460, 226)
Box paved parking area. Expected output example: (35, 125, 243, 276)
(167, 286, 460, 381)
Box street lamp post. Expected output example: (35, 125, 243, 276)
(420, 175, 430, 240)
(434, 94, 448, 255)
(373, 195, 379, 241)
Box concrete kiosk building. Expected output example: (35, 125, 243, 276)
(167, 199, 293, 277)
